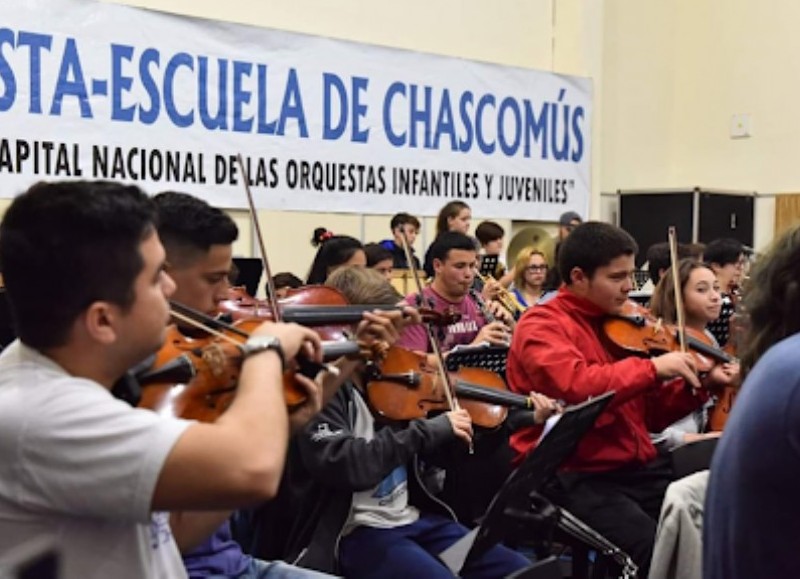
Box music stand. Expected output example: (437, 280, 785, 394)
(479, 254, 500, 278)
(445, 345, 509, 378)
(232, 257, 263, 297)
(438, 391, 615, 576)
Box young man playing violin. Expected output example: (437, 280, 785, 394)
(155, 191, 339, 579)
(396, 231, 514, 360)
(0, 181, 323, 579)
(507, 221, 710, 576)
(156, 191, 404, 578)
(291, 266, 546, 578)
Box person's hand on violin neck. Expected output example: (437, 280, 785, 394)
(287, 375, 323, 433)
(251, 321, 323, 364)
(702, 361, 741, 389)
(351, 307, 421, 359)
(472, 321, 511, 347)
(529, 392, 563, 424)
(445, 408, 474, 446)
(652, 351, 701, 389)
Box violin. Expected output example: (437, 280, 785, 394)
(603, 300, 736, 373)
(137, 318, 361, 422)
(365, 346, 532, 429)
(219, 284, 461, 333)
(707, 293, 747, 431)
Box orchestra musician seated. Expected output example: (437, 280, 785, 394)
(153, 191, 337, 579)
(648, 258, 739, 450)
(396, 231, 514, 366)
(290, 267, 557, 578)
(0, 181, 323, 579)
(507, 221, 710, 576)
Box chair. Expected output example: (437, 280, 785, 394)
(670, 437, 719, 479)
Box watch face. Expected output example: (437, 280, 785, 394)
(244, 335, 282, 359)
(247, 336, 279, 348)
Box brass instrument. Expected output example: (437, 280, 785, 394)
(474, 271, 527, 318)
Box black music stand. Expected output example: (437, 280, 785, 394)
(479, 254, 500, 278)
(232, 257, 263, 297)
(445, 345, 509, 378)
(438, 391, 615, 577)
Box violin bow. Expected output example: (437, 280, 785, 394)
(667, 226, 688, 353)
(236, 153, 282, 322)
(398, 229, 459, 414)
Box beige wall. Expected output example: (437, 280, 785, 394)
(599, 0, 800, 251)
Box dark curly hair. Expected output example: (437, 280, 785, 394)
(739, 226, 800, 379)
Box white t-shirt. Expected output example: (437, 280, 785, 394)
(344, 391, 419, 534)
(0, 341, 193, 579)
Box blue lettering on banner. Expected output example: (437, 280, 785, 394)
(17, 31, 52, 115)
(0, 26, 587, 162)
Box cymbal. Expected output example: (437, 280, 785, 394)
(506, 225, 556, 269)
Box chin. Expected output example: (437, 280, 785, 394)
(609, 302, 626, 315)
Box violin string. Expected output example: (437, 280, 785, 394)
(170, 300, 248, 338)
(169, 310, 242, 347)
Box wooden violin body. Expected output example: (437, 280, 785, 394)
(366, 346, 522, 429)
(603, 301, 735, 372)
(137, 319, 313, 421)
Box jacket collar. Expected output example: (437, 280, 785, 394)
(556, 287, 607, 319)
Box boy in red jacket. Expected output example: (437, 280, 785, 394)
(507, 221, 707, 575)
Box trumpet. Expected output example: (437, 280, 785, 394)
(474, 271, 527, 319)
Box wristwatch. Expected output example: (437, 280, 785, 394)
(241, 335, 285, 369)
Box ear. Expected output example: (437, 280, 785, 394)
(82, 301, 119, 345)
(569, 266, 588, 286)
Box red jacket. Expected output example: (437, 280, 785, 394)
(507, 289, 707, 472)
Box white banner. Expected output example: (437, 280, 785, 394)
(0, 0, 592, 219)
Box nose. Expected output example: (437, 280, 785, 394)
(162, 272, 177, 298)
(213, 281, 230, 305)
(621, 275, 634, 293)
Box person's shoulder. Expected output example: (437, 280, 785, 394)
(756, 334, 800, 377)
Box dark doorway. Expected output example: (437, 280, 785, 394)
(619, 193, 694, 267)
(698, 193, 754, 246)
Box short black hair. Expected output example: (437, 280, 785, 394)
(703, 238, 744, 267)
(645, 241, 691, 285)
(364, 242, 393, 267)
(153, 191, 238, 267)
(428, 231, 477, 264)
(558, 222, 638, 284)
(0, 181, 156, 349)
(390, 212, 420, 232)
(474, 221, 505, 245)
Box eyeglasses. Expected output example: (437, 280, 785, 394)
(526, 265, 548, 272)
